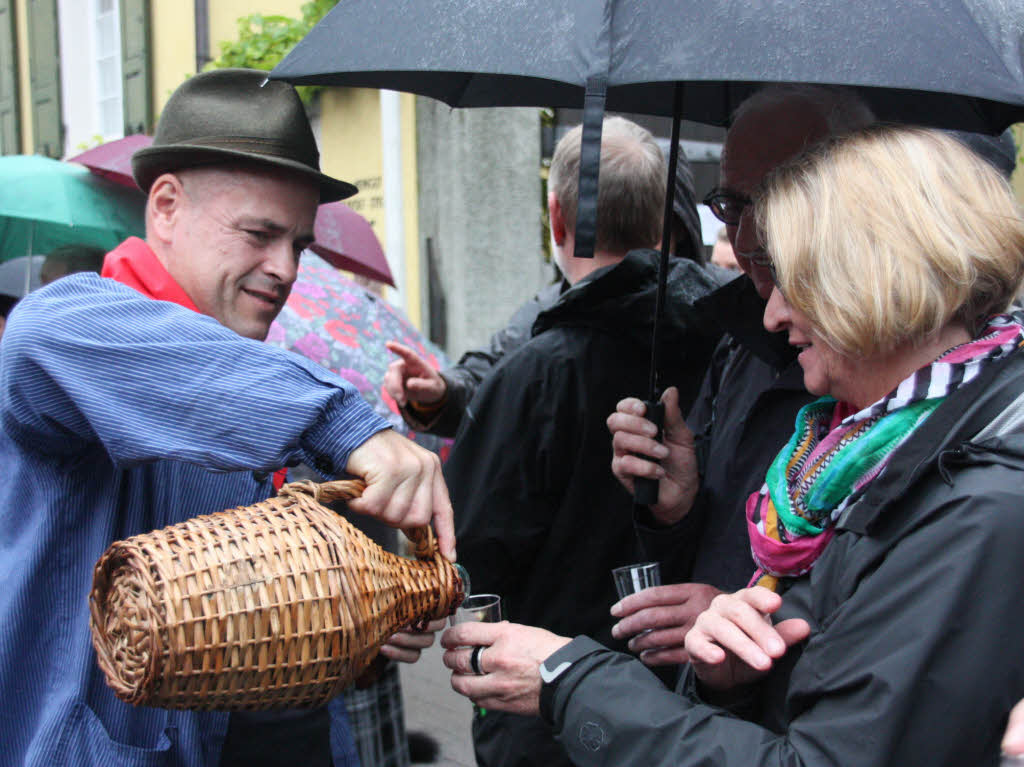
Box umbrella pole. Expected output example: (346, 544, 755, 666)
(25, 224, 34, 295)
(634, 83, 683, 507)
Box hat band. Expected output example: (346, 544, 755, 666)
(180, 135, 320, 170)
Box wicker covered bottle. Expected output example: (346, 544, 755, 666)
(89, 479, 464, 711)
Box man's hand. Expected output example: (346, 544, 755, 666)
(685, 587, 810, 692)
(384, 341, 448, 408)
(380, 618, 447, 664)
(441, 622, 571, 717)
(608, 386, 699, 525)
(344, 429, 456, 561)
(610, 583, 722, 666)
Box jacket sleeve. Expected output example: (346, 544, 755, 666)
(444, 344, 578, 603)
(544, 461, 1024, 766)
(403, 281, 562, 438)
(0, 274, 388, 474)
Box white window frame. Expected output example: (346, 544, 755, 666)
(92, 0, 122, 140)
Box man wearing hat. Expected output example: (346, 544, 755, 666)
(0, 69, 453, 767)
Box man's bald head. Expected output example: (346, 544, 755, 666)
(718, 86, 875, 299)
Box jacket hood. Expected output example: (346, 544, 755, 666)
(532, 249, 723, 351)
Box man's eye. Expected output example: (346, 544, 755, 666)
(246, 230, 271, 242)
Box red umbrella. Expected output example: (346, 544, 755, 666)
(310, 201, 395, 288)
(69, 136, 396, 287)
(67, 134, 152, 189)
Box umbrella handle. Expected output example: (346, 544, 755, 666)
(633, 399, 664, 507)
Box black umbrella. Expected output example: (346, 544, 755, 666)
(272, 0, 1024, 131)
(271, 0, 1024, 500)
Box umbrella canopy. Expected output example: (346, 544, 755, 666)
(67, 133, 152, 189)
(272, 0, 1024, 133)
(267, 252, 451, 459)
(311, 201, 396, 287)
(0, 155, 145, 262)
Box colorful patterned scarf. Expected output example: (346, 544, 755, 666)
(748, 315, 1024, 591)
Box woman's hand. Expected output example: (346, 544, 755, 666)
(610, 583, 722, 666)
(685, 587, 811, 692)
(441, 622, 571, 716)
(608, 386, 699, 525)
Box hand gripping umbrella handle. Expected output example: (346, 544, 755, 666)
(633, 399, 665, 507)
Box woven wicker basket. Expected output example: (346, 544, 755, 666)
(89, 479, 463, 711)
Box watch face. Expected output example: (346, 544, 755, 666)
(539, 660, 571, 684)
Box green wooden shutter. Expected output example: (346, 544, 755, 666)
(0, 0, 19, 154)
(120, 0, 150, 135)
(27, 0, 61, 157)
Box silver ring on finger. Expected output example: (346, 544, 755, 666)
(469, 645, 486, 675)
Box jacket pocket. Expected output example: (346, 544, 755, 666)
(57, 701, 175, 767)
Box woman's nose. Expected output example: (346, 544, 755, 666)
(763, 285, 791, 333)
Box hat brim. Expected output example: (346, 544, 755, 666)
(131, 145, 358, 203)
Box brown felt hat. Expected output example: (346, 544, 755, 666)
(132, 68, 357, 202)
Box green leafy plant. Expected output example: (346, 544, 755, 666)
(208, 0, 338, 104)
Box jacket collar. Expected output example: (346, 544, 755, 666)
(840, 345, 1024, 534)
(694, 276, 796, 371)
(101, 237, 200, 312)
(532, 249, 722, 343)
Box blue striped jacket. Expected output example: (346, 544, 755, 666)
(0, 273, 388, 766)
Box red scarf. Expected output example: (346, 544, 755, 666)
(101, 237, 289, 490)
(101, 237, 201, 312)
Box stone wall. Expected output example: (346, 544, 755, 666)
(415, 100, 552, 360)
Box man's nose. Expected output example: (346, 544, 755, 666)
(264, 241, 300, 284)
(763, 285, 790, 333)
(733, 208, 760, 256)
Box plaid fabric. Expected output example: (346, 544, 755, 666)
(346, 661, 410, 767)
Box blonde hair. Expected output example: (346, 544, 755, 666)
(756, 125, 1024, 357)
(550, 116, 665, 252)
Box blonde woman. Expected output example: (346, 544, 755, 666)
(442, 126, 1024, 766)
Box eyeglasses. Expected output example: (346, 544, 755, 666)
(747, 250, 785, 295)
(702, 188, 753, 226)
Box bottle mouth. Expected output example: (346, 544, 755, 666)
(454, 563, 471, 605)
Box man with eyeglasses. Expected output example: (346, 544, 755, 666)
(605, 84, 876, 668)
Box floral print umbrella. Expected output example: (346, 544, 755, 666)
(267, 252, 452, 461)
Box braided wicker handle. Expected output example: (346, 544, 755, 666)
(279, 479, 443, 563)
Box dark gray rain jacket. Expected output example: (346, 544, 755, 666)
(539, 343, 1024, 767)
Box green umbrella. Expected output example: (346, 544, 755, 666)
(0, 155, 145, 262)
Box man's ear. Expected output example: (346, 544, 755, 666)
(147, 173, 186, 245)
(548, 192, 566, 247)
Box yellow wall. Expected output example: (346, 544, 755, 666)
(318, 88, 422, 325)
(151, 3, 195, 118)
